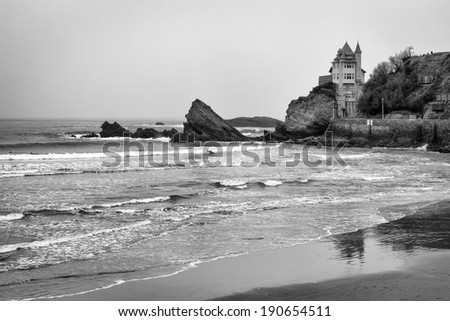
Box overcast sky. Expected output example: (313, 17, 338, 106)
(1, 0, 449, 121)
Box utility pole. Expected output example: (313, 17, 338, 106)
(382, 98, 385, 119)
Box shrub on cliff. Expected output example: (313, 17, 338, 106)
(311, 81, 336, 99)
(359, 49, 450, 117)
(357, 47, 425, 115)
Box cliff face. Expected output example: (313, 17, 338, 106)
(179, 99, 249, 141)
(283, 83, 336, 138)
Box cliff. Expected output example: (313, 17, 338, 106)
(280, 82, 336, 138)
(175, 99, 249, 142)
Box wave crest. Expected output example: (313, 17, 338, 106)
(0, 213, 24, 222)
(261, 180, 282, 187)
(217, 179, 247, 187)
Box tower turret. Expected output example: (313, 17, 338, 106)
(355, 42, 362, 82)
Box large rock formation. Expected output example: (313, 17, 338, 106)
(161, 128, 179, 138)
(132, 127, 162, 139)
(175, 99, 249, 142)
(100, 121, 131, 137)
(99, 121, 178, 139)
(282, 83, 336, 138)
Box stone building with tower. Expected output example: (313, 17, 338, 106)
(319, 41, 366, 118)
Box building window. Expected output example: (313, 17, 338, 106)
(344, 73, 354, 80)
(345, 93, 355, 100)
(344, 63, 354, 69)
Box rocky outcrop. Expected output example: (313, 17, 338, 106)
(100, 121, 131, 137)
(282, 83, 336, 138)
(226, 116, 283, 127)
(175, 99, 249, 142)
(81, 133, 99, 138)
(132, 127, 162, 139)
(161, 128, 179, 138)
(99, 121, 178, 139)
(131, 127, 179, 139)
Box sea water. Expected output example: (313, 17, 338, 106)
(0, 119, 449, 300)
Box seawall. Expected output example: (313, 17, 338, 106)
(328, 119, 450, 149)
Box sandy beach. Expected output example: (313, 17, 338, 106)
(60, 201, 450, 301)
(216, 251, 450, 301)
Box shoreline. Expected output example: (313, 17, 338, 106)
(55, 200, 450, 301)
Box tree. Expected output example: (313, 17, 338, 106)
(388, 46, 414, 73)
(357, 46, 418, 115)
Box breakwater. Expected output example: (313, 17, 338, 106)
(328, 119, 450, 148)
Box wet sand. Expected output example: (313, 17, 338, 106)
(216, 251, 450, 301)
(60, 201, 450, 301)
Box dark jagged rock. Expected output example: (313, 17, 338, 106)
(161, 128, 179, 138)
(253, 129, 287, 142)
(81, 133, 99, 138)
(174, 99, 249, 142)
(100, 121, 131, 137)
(132, 127, 162, 139)
(99, 121, 179, 139)
(226, 116, 283, 127)
(441, 146, 450, 153)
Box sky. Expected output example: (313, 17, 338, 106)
(1, 0, 449, 121)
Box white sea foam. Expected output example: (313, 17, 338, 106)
(0, 219, 157, 254)
(30, 252, 245, 301)
(102, 196, 171, 208)
(262, 180, 283, 187)
(416, 144, 428, 151)
(0, 152, 108, 161)
(312, 153, 370, 160)
(0, 146, 210, 162)
(153, 137, 171, 143)
(0, 172, 27, 178)
(0, 213, 24, 222)
(341, 154, 371, 159)
(68, 134, 85, 139)
(218, 179, 247, 187)
(362, 176, 395, 181)
(115, 209, 139, 214)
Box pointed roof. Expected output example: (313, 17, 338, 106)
(355, 41, 362, 53)
(341, 42, 354, 56)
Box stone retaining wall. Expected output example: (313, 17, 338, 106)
(328, 119, 450, 146)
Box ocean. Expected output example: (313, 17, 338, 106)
(0, 119, 449, 300)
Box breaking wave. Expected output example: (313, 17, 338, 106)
(98, 196, 172, 208)
(0, 213, 24, 222)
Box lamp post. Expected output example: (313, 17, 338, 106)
(382, 98, 385, 119)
